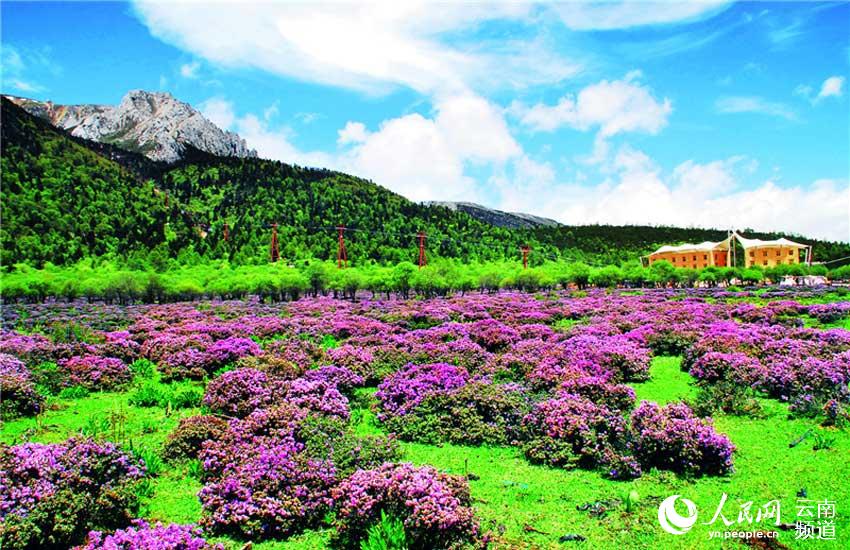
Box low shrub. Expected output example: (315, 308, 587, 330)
(375, 363, 469, 419)
(162, 415, 229, 462)
(59, 355, 132, 391)
(77, 519, 223, 549)
(198, 442, 336, 539)
(521, 393, 639, 479)
(0, 438, 145, 549)
(332, 463, 482, 550)
(303, 365, 365, 395)
(0, 354, 44, 419)
(202, 368, 276, 418)
(383, 380, 531, 446)
(559, 376, 636, 412)
(630, 401, 735, 476)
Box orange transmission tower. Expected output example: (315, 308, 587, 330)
(521, 245, 531, 269)
(223, 221, 229, 242)
(417, 231, 427, 269)
(337, 226, 348, 268)
(269, 223, 280, 263)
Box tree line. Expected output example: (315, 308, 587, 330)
(3, 258, 847, 305)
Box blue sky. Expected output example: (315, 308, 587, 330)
(2, 1, 848, 241)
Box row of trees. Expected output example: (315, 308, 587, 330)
(3, 258, 847, 304)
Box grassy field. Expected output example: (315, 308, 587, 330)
(3, 356, 847, 549)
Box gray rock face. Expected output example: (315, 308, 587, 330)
(5, 90, 257, 163)
(425, 201, 562, 229)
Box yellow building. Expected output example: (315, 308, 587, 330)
(648, 239, 732, 269)
(647, 233, 811, 269)
(735, 235, 810, 268)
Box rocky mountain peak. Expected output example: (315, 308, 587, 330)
(5, 90, 257, 163)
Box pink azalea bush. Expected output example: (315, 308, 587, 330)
(0, 438, 145, 548)
(77, 520, 223, 550)
(521, 392, 640, 479)
(332, 462, 483, 549)
(202, 368, 277, 418)
(630, 401, 735, 476)
(0, 353, 44, 419)
(59, 355, 132, 390)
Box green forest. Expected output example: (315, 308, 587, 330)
(2, 96, 849, 278)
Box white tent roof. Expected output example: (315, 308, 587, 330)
(650, 233, 809, 257)
(651, 235, 732, 256)
(734, 233, 808, 249)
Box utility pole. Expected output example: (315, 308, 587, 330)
(417, 231, 426, 269)
(270, 223, 279, 263)
(337, 226, 348, 268)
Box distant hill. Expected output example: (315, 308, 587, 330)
(425, 201, 561, 229)
(2, 95, 848, 269)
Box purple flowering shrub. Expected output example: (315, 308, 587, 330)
(303, 365, 364, 395)
(203, 337, 263, 371)
(332, 463, 483, 550)
(466, 319, 520, 351)
(375, 363, 469, 419)
(0, 354, 44, 419)
(77, 520, 223, 550)
(281, 377, 351, 420)
(202, 368, 278, 418)
(156, 336, 262, 381)
(159, 348, 212, 382)
(0, 438, 145, 549)
(559, 376, 636, 412)
(59, 355, 132, 391)
(630, 401, 735, 476)
(383, 380, 531, 446)
(521, 393, 639, 479)
(236, 353, 305, 380)
(809, 302, 850, 324)
(689, 352, 765, 386)
(198, 442, 337, 539)
(688, 352, 766, 416)
(162, 415, 229, 462)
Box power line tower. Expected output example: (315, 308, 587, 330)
(417, 231, 427, 269)
(337, 226, 348, 269)
(270, 223, 280, 263)
(521, 245, 531, 269)
(223, 221, 229, 243)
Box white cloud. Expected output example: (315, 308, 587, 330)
(434, 93, 521, 162)
(234, 113, 334, 169)
(817, 76, 844, 100)
(337, 122, 369, 145)
(715, 96, 797, 121)
(337, 93, 520, 201)
(338, 113, 477, 201)
(199, 97, 236, 130)
(179, 60, 201, 79)
(552, 1, 730, 31)
(6, 79, 45, 93)
(132, 2, 578, 97)
(510, 73, 672, 138)
(1, 44, 59, 95)
(293, 111, 321, 125)
(201, 92, 515, 202)
(492, 147, 848, 242)
(794, 75, 845, 105)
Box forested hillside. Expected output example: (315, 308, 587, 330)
(2, 96, 848, 270)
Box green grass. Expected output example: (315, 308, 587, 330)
(631, 356, 698, 405)
(3, 357, 848, 549)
